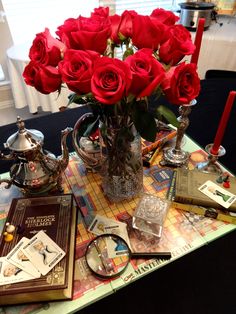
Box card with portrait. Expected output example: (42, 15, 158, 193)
(0, 257, 36, 286)
(6, 237, 41, 278)
(22, 230, 66, 276)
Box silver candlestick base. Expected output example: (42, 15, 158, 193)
(160, 147, 190, 167)
(196, 144, 226, 175)
(160, 99, 196, 168)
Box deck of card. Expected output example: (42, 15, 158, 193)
(0, 230, 66, 286)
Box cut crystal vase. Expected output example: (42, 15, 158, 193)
(99, 116, 143, 202)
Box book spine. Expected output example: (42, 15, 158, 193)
(142, 130, 176, 155)
(172, 201, 236, 225)
(167, 170, 177, 201)
(174, 195, 218, 209)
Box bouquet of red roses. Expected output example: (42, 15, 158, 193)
(23, 6, 200, 142)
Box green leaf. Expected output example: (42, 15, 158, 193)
(156, 105, 180, 128)
(132, 107, 157, 142)
(76, 116, 99, 138)
(67, 93, 92, 105)
(83, 116, 99, 137)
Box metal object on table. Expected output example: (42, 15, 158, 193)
(195, 143, 225, 174)
(160, 99, 196, 168)
(0, 116, 73, 195)
(72, 112, 101, 172)
(179, 2, 215, 31)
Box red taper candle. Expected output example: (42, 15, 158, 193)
(211, 91, 236, 155)
(190, 18, 205, 65)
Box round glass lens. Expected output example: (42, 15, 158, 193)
(85, 234, 130, 279)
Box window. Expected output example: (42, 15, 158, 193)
(2, 0, 181, 45)
(2, 0, 99, 44)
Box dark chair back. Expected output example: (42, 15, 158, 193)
(205, 70, 236, 79)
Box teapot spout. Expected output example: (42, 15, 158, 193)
(59, 127, 73, 171)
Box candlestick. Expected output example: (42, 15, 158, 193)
(196, 143, 225, 175)
(160, 99, 196, 167)
(211, 91, 236, 155)
(190, 18, 205, 65)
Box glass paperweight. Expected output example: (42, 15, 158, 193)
(132, 193, 170, 239)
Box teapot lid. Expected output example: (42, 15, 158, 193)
(4, 116, 44, 152)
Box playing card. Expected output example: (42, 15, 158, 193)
(88, 214, 130, 248)
(6, 237, 41, 278)
(0, 257, 36, 286)
(198, 180, 236, 209)
(22, 230, 66, 276)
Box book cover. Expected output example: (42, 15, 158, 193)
(141, 128, 177, 155)
(174, 168, 236, 212)
(0, 194, 77, 305)
(167, 170, 236, 225)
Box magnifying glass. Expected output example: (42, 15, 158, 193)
(85, 234, 171, 279)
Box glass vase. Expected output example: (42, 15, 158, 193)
(99, 117, 143, 202)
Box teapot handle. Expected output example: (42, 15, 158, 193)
(0, 177, 13, 189)
(72, 112, 101, 171)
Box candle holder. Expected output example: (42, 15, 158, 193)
(195, 143, 226, 174)
(160, 99, 196, 168)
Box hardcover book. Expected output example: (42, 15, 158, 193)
(0, 194, 77, 305)
(167, 170, 236, 224)
(174, 168, 236, 212)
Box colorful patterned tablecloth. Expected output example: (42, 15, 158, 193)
(1, 138, 236, 314)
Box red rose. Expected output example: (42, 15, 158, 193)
(91, 57, 132, 105)
(151, 8, 179, 25)
(29, 28, 66, 66)
(91, 7, 110, 19)
(58, 49, 100, 95)
(109, 14, 121, 44)
(119, 10, 138, 40)
(56, 15, 111, 54)
(23, 61, 62, 94)
(132, 15, 165, 50)
(161, 62, 200, 105)
(159, 25, 195, 65)
(125, 48, 165, 97)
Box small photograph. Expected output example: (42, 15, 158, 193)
(0, 257, 35, 286)
(22, 230, 66, 276)
(6, 237, 41, 278)
(32, 240, 58, 265)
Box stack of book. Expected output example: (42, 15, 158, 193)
(168, 168, 236, 225)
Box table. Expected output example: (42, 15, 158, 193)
(1, 133, 236, 314)
(6, 42, 71, 113)
(188, 15, 236, 79)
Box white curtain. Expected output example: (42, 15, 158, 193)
(2, 0, 99, 44)
(2, 0, 181, 45)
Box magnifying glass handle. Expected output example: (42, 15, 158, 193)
(131, 252, 171, 260)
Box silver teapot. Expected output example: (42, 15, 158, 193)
(0, 117, 73, 195)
